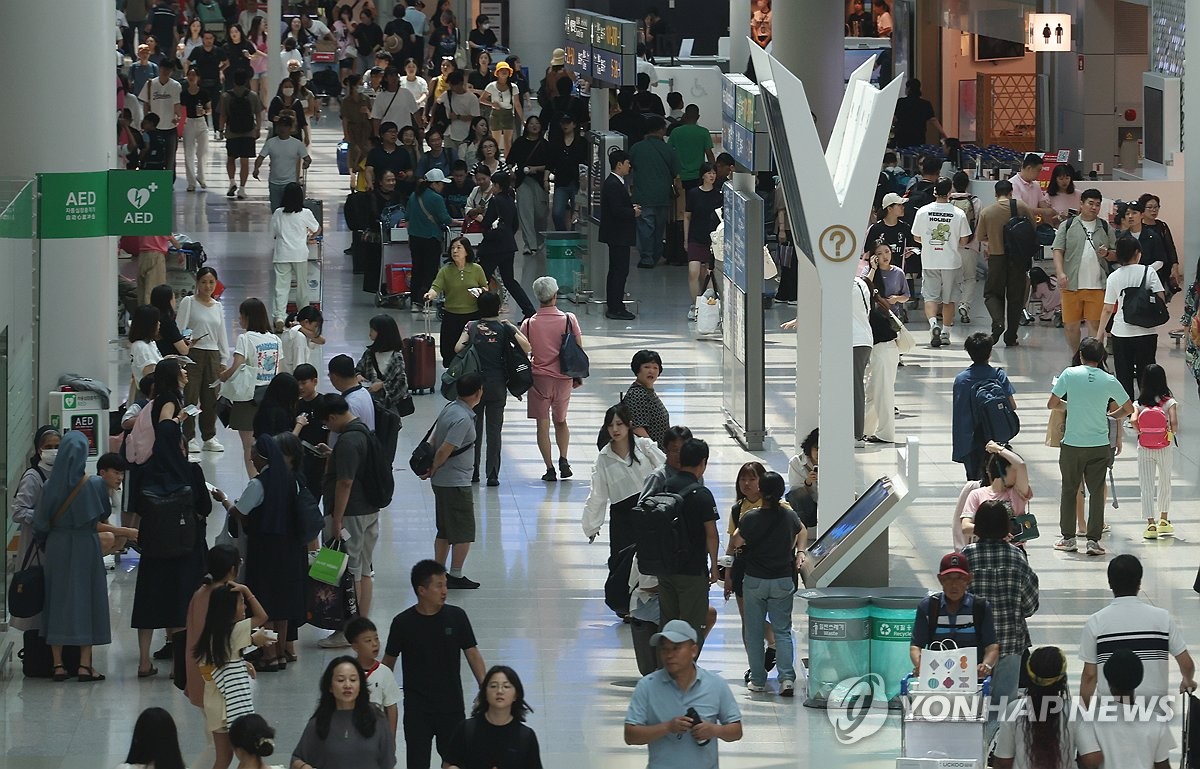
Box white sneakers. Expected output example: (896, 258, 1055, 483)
(188, 439, 202, 454)
(203, 438, 224, 452)
(317, 631, 349, 649)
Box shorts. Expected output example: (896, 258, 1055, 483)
(526, 375, 572, 422)
(1061, 288, 1105, 326)
(433, 486, 475, 544)
(326, 513, 380, 579)
(922, 268, 961, 304)
(490, 106, 515, 131)
(687, 242, 712, 264)
(226, 136, 256, 159)
(904, 252, 922, 276)
(228, 399, 258, 431)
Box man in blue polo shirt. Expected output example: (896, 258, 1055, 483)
(909, 552, 1000, 679)
(625, 619, 742, 769)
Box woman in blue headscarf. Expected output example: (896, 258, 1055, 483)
(34, 431, 118, 681)
(212, 431, 307, 671)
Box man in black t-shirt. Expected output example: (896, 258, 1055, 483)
(293, 364, 328, 500)
(658, 439, 720, 649)
(892, 78, 945, 148)
(366, 122, 416, 199)
(188, 32, 226, 125)
(383, 560, 486, 769)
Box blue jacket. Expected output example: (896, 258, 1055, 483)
(951, 364, 1014, 462)
(406, 187, 453, 240)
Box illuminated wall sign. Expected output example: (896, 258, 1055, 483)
(1026, 13, 1071, 52)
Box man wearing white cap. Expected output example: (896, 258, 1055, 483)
(625, 619, 743, 769)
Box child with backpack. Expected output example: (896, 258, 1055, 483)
(193, 582, 270, 769)
(1131, 364, 1177, 539)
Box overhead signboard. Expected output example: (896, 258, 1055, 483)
(1026, 13, 1071, 52)
(563, 9, 591, 79)
(721, 74, 771, 172)
(561, 9, 635, 87)
(38, 170, 173, 239)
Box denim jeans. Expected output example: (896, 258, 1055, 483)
(985, 652, 1023, 744)
(551, 183, 578, 231)
(636, 204, 668, 264)
(742, 574, 796, 686)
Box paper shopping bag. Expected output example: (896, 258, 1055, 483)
(1045, 406, 1066, 448)
(918, 641, 977, 694)
(308, 542, 348, 586)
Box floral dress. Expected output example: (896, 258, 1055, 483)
(1181, 282, 1200, 383)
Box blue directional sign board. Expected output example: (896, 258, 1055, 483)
(721, 74, 771, 172)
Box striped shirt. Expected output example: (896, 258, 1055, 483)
(910, 592, 998, 651)
(1079, 596, 1186, 698)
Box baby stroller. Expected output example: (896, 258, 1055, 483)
(1022, 265, 1063, 327)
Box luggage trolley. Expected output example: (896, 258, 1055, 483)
(167, 235, 207, 299)
(377, 213, 412, 308)
(898, 673, 991, 766)
(286, 198, 325, 314)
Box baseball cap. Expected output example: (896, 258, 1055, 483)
(424, 169, 449, 183)
(881, 192, 905, 209)
(649, 619, 698, 646)
(938, 552, 971, 577)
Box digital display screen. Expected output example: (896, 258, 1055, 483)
(808, 478, 892, 561)
(1144, 85, 1164, 164)
(759, 85, 814, 265)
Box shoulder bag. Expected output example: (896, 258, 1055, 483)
(558, 315, 590, 378)
(1121, 265, 1171, 328)
(219, 360, 257, 403)
(8, 475, 88, 618)
(503, 322, 534, 398)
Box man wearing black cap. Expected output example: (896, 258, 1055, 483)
(912, 177, 972, 347)
(909, 551, 1000, 678)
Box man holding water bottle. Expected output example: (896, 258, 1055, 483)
(1051, 188, 1116, 355)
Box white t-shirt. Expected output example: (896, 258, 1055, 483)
(851, 278, 873, 348)
(1075, 705, 1174, 767)
(258, 136, 310, 185)
(279, 326, 323, 373)
(1103, 263, 1165, 337)
(438, 89, 481, 142)
(371, 87, 419, 129)
(364, 662, 401, 710)
(234, 331, 282, 386)
(139, 76, 182, 128)
(992, 699, 1078, 769)
(329, 385, 376, 448)
(130, 340, 162, 375)
(400, 76, 429, 108)
(912, 201, 970, 270)
(484, 81, 518, 110)
(1076, 218, 1107, 290)
(1079, 596, 1187, 698)
(271, 207, 320, 263)
(177, 296, 230, 360)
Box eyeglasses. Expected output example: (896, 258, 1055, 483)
(486, 682, 514, 691)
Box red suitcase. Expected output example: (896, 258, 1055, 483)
(403, 334, 437, 394)
(386, 264, 411, 295)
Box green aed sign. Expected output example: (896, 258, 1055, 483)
(38, 170, 173, 238)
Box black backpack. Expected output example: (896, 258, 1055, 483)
(343, 421, 394, 509)
(634, 481, 702, 576)
(604, 544, 637, 616)
(226, 89, 256, 134)
(1002, 199, 1039, 269)
(904, 180, 936, 223)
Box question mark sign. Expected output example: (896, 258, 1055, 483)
(829, 230, 846, 257)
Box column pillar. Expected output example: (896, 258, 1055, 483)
(508, 0, 567, 98)
(1184, 3, 1200, 285)
(268, 0, 283, 105)
(729, 0, 750, 75)
(0, 0, 118, 415)
(770, 0, 842, 143)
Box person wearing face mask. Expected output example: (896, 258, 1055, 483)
(467, 14, 497, 68)
(267, 78, 309, 145)
(10, 426, 61, 632)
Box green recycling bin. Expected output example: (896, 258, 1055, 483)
(869, 589, 929, 707)
(544, 231, 583, 292)
(802, 592, 871, 708)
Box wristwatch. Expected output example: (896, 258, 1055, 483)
(981, 662, 994, 672)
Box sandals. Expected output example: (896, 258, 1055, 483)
(52, 664, 71, 682)
(253, 658, 281, 673)
(77, 666, 106, 682)
(137, 666, 159, 678)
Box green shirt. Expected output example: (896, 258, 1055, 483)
(667, 123, 714, 182)
(1051, 364, 1129, 447)
(628, 136, 680, 206)
(430, 262, 488, 315)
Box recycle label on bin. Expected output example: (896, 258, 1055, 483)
(871, 620, 913, 640)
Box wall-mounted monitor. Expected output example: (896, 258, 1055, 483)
(974, 34, 1026, 62)
(801, 476, 902, 586)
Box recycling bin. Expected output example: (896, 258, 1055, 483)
(801, 591, 871, 708)
(544, 231, 583, 292)
(869, 588, 929, 706)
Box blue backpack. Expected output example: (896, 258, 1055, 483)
(972, 377, 1020, 445)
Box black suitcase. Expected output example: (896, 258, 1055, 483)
(310, 69, 342, 97)
(303, 198, 324, 236)
(664, 218, 686, 265)
(1185, 692, 1200, 769)
(19, 629, 81, 678)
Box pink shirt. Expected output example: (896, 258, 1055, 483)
(520, 306, 582, 379)
(1008, 173, 1050, 216)
(955, 484, 1033, 550)
(118, 235, 173, 255)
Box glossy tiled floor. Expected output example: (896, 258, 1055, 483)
(3, 115, 1199, 769)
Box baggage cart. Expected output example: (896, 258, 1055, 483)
(899, 674, 990, 766)
(377, 220, 413, 308)
(167, 235, 207, 299)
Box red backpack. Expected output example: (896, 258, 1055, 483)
(1137, 400, 1171, 450)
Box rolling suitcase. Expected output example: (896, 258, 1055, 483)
(403, 312, 437, 394)
(336, 141, 350, 175)
(303, 198, 324, 235)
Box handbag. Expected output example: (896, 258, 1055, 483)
(409, 404, 474, 476)
(503, 325, 534, 397)
(306, 567, 359, 630)
(138, 486, 198, 558)
(308, 539, 349, 586)
(1045, 406, 1066, 448)
(558, 316, 590, 378)
(440, 337, 481, 400)
(397, 394, 416, 417)
(219, 363, 256, 403)
(1009, 511, 1040, 543)
(1121, 265, 1171, 328)
(891, 310, 916, 354)
(8, 475, 88, 618)
(695, 272, 721, 334)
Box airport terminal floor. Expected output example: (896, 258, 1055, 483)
(4, 119, 1200, 769)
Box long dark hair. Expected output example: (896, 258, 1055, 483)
(192, 584, 241, 666)
(129, 304, 161, 343)
(313, 656, 378, 741)
(597, 404, 638, 462)
(1047, 164, 1075, 196)
(367, 314, 404, 352)
(240, 298, 271, 333)
(125, 707, 185, 769)
(150, 284, 176, 320)
(470, 665, 534, 721)
(1021, 646, 1070, 769)
(1137, 363, 1172, 407)
(201, 543, 240, 585)
(261, 372, 300, 414)
(152, 357, 185, 409)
